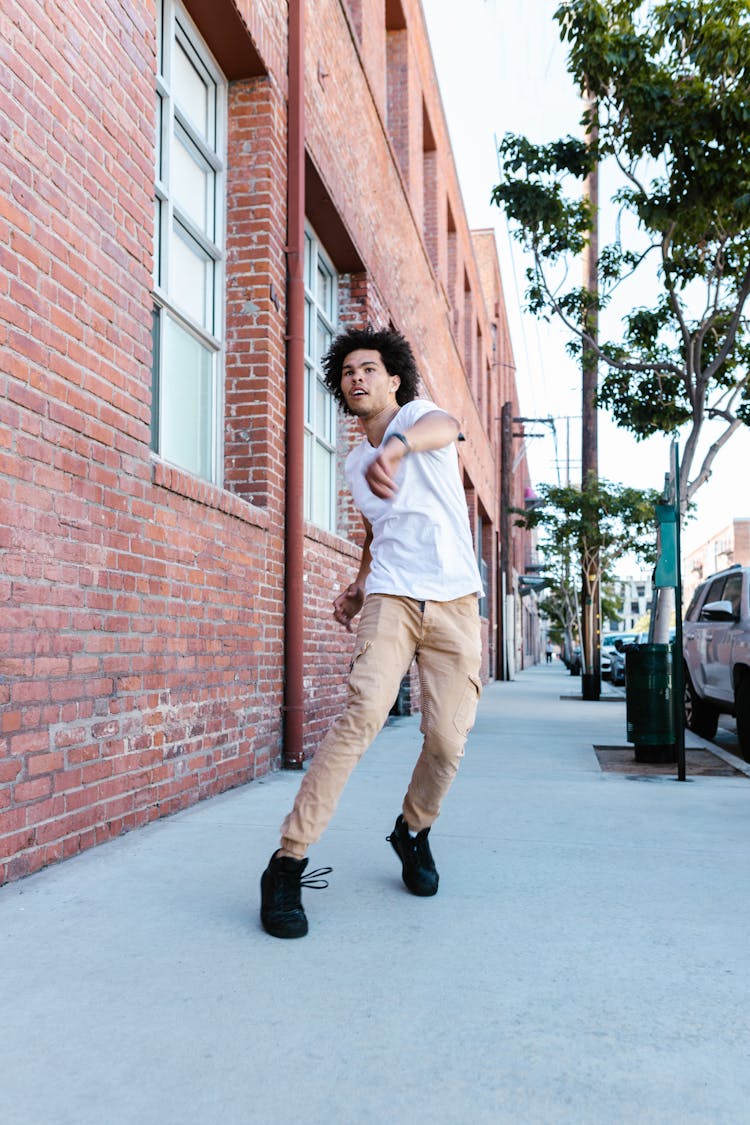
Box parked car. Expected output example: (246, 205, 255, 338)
(609, 646, 625, 685)
(565, 646, 581, 676)
(600, 631, 638, 680)
(608, 632, 641, 685)
(600, 634, 615, 679)
(683, 564, 750, 760)
(610, 629, 676, 685)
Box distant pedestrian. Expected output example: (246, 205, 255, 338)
(260, 327, 483, 939)
(546, 640, 553, 664)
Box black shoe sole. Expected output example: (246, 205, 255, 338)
(260, 912, 308, 939)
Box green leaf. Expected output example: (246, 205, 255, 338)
(491, 0, 750, 498)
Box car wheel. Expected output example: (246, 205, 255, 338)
(683, 666, 719, 739)
(734, 672, 750, 763)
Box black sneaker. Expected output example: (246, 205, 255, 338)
(260, 853, 332, 939)
(386, 814, 439, 897)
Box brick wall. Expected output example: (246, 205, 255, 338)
(683, 518, 750, 607)
(734, 520, 750, 563)
(224, 76, 288, 511)
(306, 0, 500, 511)
(1, 0, 532, 883)
(1, 0, 290, 882)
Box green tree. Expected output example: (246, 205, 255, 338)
(493, 0, 750, 514)
(514, 480, 660, 671)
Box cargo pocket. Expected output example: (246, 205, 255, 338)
(349, 639, 373, 674)
(452, 674, 482, 736)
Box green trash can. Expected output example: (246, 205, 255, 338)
(625, 643, 676, 764)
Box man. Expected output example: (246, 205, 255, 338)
(260, 327, 483, 938)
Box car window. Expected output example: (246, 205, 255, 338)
(688, 589, 706, 625)
(685, 587, 703, 621)
(723, 573, 742, 616)
(704, 577, 726, 604)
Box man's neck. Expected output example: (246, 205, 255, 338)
(362, 404, 400, 448)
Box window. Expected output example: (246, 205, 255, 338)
(153, 0, 226, 482)
(303, 225, 339, 532)
(685, 588, 702, 621)
(723, 573, 742, 616)
(704, 577, 726, 605)
(476, 514, 488, 619)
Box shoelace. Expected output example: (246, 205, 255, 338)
(299, 866, 332, 890)
(274, 866, 332, 912)
(386, 826, 428, 847)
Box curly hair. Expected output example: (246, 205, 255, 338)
(321, 327, 420, 415)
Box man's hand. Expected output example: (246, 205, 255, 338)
(364, 438, 406, 499)
(333, 581, 365, 631)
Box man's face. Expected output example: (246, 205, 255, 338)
(340, 349, 401, 418)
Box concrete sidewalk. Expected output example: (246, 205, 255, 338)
(2, 663, 749, 1124)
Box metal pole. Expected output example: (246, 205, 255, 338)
(580, 84, 600, 701)
(672, 441, 687, 781)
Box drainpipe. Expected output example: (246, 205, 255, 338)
(284, 0, 305, 767)
(499, 401, 513, 680)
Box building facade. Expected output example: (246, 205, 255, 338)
(1, 0, 533, 883)
(607, 574, 654, 633)
(683, 518, 750, 609)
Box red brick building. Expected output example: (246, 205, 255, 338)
(0, 0, 534, 882)
(683, 518, 750, 608)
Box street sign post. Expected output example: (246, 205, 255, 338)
(653, 442, 686, 781)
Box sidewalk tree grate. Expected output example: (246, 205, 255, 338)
(593, 745, 746, 778)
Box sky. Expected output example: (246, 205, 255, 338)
(423, 0, 748, 559)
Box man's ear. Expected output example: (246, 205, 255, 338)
(390, 373, 401, 396)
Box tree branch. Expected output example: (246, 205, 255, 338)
(661, 226, 693, 371)
(532, 249, 684, 377)
(707, 373, 749, 417)
(704, 262, 750, 380)
(686, 417, 744, 504)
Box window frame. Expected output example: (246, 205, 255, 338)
(723, 572, 742, 616)
(303, 223, 339, 533)
(152, 0, 227, 485)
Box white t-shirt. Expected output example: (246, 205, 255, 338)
(345, 400, 483, 601)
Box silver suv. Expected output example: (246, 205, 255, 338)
(683, 564, 750, 760)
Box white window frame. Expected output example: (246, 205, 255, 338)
(476, 513, 488, 618)
(303, 224, 339, 532)
(152, 0, 227, 484)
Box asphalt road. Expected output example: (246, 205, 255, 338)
(714, 714, 742, 757)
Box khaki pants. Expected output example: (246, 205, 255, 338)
(280, 593, 482, 859)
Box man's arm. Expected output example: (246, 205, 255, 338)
(365, 409, 460, 499)
(333, 518, 372, 632)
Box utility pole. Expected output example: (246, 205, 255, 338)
(580, 86, 601, 702)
